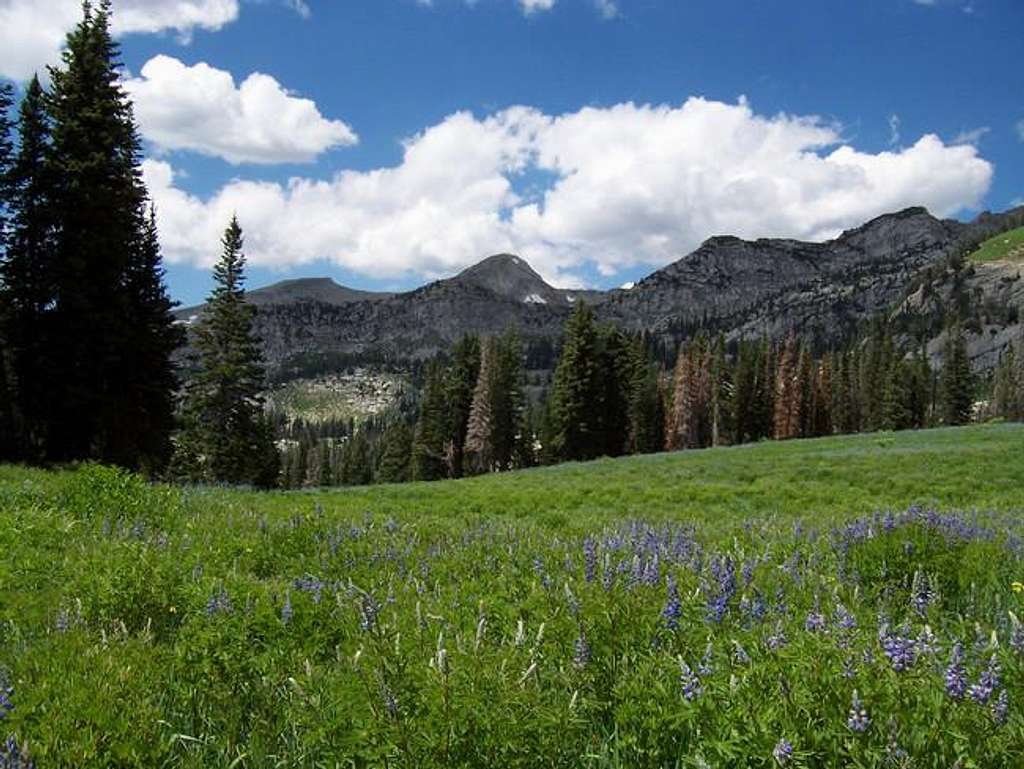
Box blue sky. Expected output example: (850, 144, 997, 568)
(2, 0, 1022, 305)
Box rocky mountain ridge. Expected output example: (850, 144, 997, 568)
(175, 206, 1024, 379)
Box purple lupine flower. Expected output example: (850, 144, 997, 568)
(205, 585, 233, 617)
(772, 738, 793, 766)
(842, 657, 857, 679)
(55, 608, 70, 634)
(359, 593, 380, 632)
(679, 659, 702, 702)
(909, 570, 933, 616)
(834, 603, 857, 632)
(847, 690, 870, 733)
(0, 686, 13, 721)
(766, 622, 788, 651)
(662, 575, 682, 631)
(804, 610, 826, 634)
(991, 689, 1008, 726)
(1010, 618, 1024, 655)
(732, 640, 751, 665)
(945, 642, 967, 700)
(969, 655, 1001, 705)
(741, 560, 754, 587)
(1, 736, 35, 769)
(583, 537, 598, 583)
(281, 591, 293, 625)
(380, 681, 399, 718)
(294, 574, 324, 604)
(573, 630, 591, 670)
(880, 626, 916, 672)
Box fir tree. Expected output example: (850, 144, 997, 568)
(38, 2, 180, 469)
(548, 302, 603, 461)
(0, 76, 53, 461)
(940, 325, 973, 426)
(411, 360, 448, 481)
(377, 422, 413, 484)
(0, 81, 13, 458)
(173, 217, 279, 487)
(444, 334, 481, 478)
(626, 335, 664, 455)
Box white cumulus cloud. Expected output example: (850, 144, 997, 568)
(0, 0, 240, 81)
(519, 0, 556, 13)
(125, 55, 357, 164)
(144, 97, 993, 288)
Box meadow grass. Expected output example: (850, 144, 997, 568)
(969, 225, 1024, 263)
(1, 424, 1023, 767)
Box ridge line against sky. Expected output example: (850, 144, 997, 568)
(0, 0, 1021, 304)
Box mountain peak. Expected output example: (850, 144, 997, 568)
(452, 253, 562, 304)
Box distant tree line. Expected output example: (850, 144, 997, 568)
(278, 298, 1022, 489)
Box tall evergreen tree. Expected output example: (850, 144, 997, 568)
(32, 2, 181, 469)
(377, 421, 413, 484)
(411, 360, 448, 481)
(0, 81, 14, 458)
(940, 325, 973, 426)
(626, 335, 664, 455)
(444, 333, 481, 478)
(548, 303, 603, 462)
(173, 217, 279, 487)
(0, 77, 53, 461)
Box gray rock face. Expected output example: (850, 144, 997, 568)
(175, 206, 1024, 378)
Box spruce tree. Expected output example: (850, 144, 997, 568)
(940, 325, 973, 426)
(174, 217, 279, 487)
(411, 360, 448, 481)
(377, 422, 413, 484)
(494, 329, 528, 468)
(39, 1, 181, 469)
(0, 76, 53, 461)
(548, 302, 602, 461)
(444, 334, 481, 478)
(626, 335, 664, 455)
(0, 81, 13, 458)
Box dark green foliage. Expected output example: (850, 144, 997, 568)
(411, 361, 448, 481)
(443, 334, 481, 478)
(626, 336, 664, 455)
(992, 341, 1024, 421)
(376, 422, 413, 484)
(340, 431, 373, 486)
(0, 81, 17, 459)
(940, 325, 974, 426)
(0, 4, 181, 471)
(173, 218, 279, 487)
(547, 303, 604, 462)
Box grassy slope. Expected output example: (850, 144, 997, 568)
(969, 225, 1024, 263)
(2, 424, 1024, 766)
(4, 423, 1022, 533)
(252, 423, 1023, 531)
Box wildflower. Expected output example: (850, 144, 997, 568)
(679, 659, 702, 702)
(1009, 613, 1024, 655)
(359, 594, 380, 633)
(281, 591, 293, 625)
(991, 689, 1008, 726)
(205, 585, 233, 617)
(380, 681, 399, 718)
(772, 738, 793, 766)
(968, 655, 1001, 705)
(573, 630, 591, 670)
(583, 537, 598, 583)
(0, 686, 13, 720)
(662, 575, 682, 631)
(1012, 582, 1023, 593)
(834, 603, 857, 632)
(879, 627, 916, 672)
(0, 736, 34, 769)
(945, 642, 967, 700)
(847, 690, 870, 733)
(732, 640, 751, 665)
(766, 622, 788, 651)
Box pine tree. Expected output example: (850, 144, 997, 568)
(548, 302, 603, 462)
(341, 430, 373, 486)
(36, 2, 181, 469)
(173, 217, 279, 487)
(992, 341, 1023, 421)
(0, 81, 13, 459)
(0, 76, 53, 461)
(411, 360, 448, 481)
(940, 325, 973, 426)
(444, 334, 481, 478)
(377, 422, 413, 484)
(626, 336, 664, 455)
